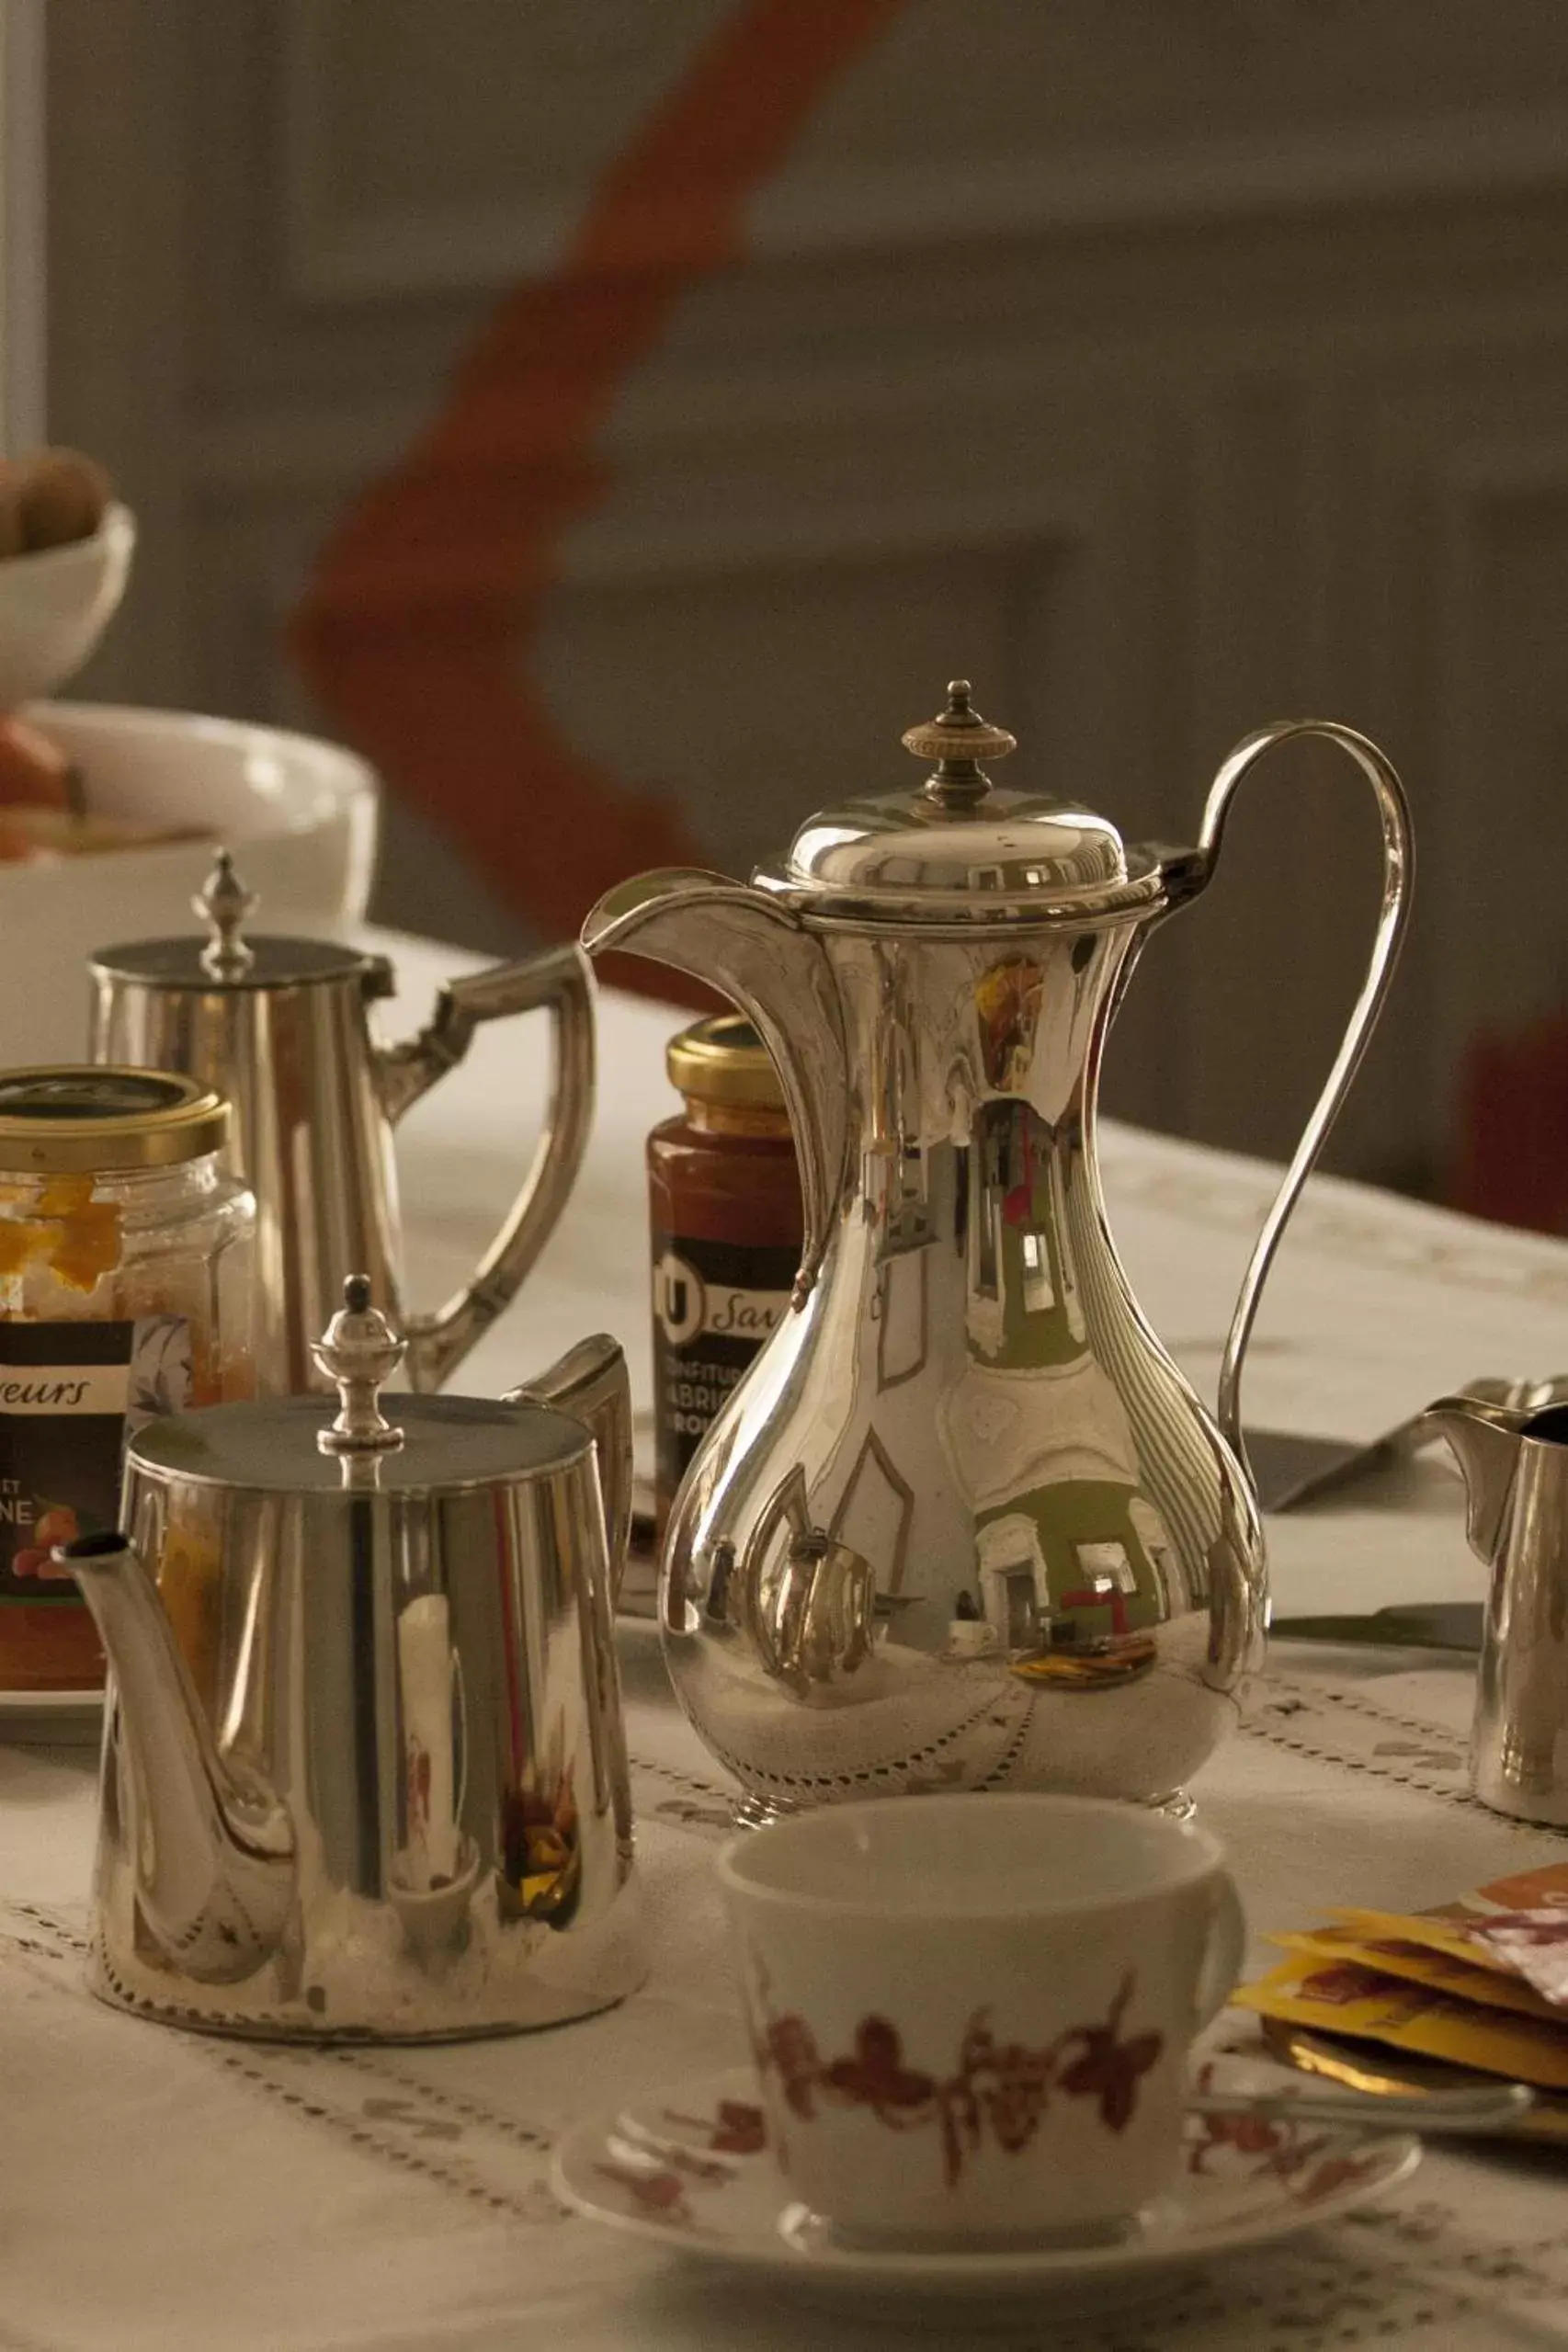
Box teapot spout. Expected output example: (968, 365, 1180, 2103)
(61, 1531, 295, 1983)
(1423, 1395, 1528, 1563)
(583, 869, 848, 1301)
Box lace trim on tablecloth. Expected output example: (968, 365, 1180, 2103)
(1244, 1676, 1568, 1832)
(628, 1745, 739, 1835)
(8, 1890, 1565, 2352)
(9, 1690, 1568, 2351)
(2, 1902, 567, 2228)
(634, 1676, 1561, 1838)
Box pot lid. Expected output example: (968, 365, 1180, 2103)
(89, 850, 390, 994)
(753, 681, 1163, 924)
(127, 1277, 590, 1496)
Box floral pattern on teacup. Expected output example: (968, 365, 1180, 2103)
(578, 2062, 1405, 2246)
(593, 2157, 702, 2231)
(592, 2137, 735, 2234)
(663, 2096, 768, 2155)
(746, 1970, 1164, 2189)
(1187, 2062, 1392, 2203)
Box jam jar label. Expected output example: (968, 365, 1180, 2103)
(652, 1233, 795, 1505)
(0, 1317, 191, 1597)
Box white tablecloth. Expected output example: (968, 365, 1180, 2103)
(6, 930, 1568, 2351)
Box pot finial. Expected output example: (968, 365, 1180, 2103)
(313, 1274, 406, 1455)
(197, 848, 257, 979)
(902, 679, 1016, 809)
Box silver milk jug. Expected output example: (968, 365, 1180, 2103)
(61, 1278, 642, 2040)
(87, 853, 595, 1394)
(1426, 1389, 1568, 1827)
(585, 683, 1415, 1818)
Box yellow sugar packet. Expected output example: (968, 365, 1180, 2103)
(1232, 1955, 1568, 2091)
(1272, 1926, 1564, 2023)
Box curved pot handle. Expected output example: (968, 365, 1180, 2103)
(506, 1334, 632, 1608)
(1194, 1871, 1248, 2031)
(377, 943, 596, 1392)
(1193, 722, 1415, 1483)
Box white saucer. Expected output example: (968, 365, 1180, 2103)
(0, 1687, 103, 1746)
(552, 2061, 1418, 2315)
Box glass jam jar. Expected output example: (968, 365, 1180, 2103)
(0, 1067, 255, 1689)
(647, 1016, 802, 1542)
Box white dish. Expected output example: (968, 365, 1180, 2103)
(0, 1687, 103, 1745)
(552, 2061, 1418, 2318)
(0, 699, 379, 1064)
(0, 503, 135, 707)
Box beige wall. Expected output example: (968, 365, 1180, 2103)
(41, 0, 1568, 1195)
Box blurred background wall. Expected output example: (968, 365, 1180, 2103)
(31, 0, 1568, 1208)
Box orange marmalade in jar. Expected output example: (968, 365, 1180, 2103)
(0, 1068, 255, 1689)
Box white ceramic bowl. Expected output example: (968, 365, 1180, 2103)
(0, 699, 380, 1067)
(0, 503, 136, 707)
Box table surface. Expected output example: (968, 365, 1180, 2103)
(6, 928, 1568, 2352)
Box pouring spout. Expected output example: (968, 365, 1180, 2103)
(584, 869, 849, 1302)
(1422, 1396, 1528, 1564)
(60, 1531, 295, 1983)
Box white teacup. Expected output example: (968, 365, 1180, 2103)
(718, 1793, 1245, 2250)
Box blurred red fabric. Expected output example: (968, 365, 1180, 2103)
(1459, 1019, 1568, 1235)
(289, 0, 908, 1000)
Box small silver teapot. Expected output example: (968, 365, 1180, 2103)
(61, 1280, 642, 2040)
(87, 853, 595, 1395)
(586, 683, 1415, 1819)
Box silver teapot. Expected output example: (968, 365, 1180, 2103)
(61, 1280, 642, 2040)
(585, 684, 1414, 1818)
(87, 854, 595, 1394)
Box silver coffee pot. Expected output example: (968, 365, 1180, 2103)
(61, 1279, 642, 2040)
(87, 854, 595, 1394)
(585, 683, 1415, 1819)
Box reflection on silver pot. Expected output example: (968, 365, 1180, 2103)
(62, 1278, 642, 2040)
(585, 683, 1414, 1820)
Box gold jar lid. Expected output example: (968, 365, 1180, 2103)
(666, 1015, 785, 1113)
(0, 1067, 230, 1173)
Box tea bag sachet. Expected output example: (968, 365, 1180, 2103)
(1233, 1858, 1568, 2090)
(1328, 1859, 1568, 2010)
(1271, 1926, 1562, 2024)
(1232, 1957, 1568, 2092)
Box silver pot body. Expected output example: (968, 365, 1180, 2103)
(90, 1379, 642, 2040)
(585, 699, 1415, 1818)
(663, 923, 1265, 1816)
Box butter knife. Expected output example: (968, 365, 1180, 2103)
(1250, 1376, 1568, 1515)
(1270, 1600, 1482, 1653)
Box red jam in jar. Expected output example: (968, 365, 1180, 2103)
(646, 1016, 801, 1542)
